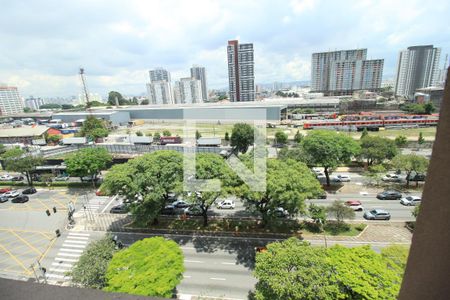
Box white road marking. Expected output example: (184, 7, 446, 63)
(210, 277, 226, 281)
(62, 243, 86, 249)
(46, 274, 71, 279)
(55, 257, 78, 262)
(49, 268, 69, 273)
(63, 239, 88, 244)
(52, 262, 72, 268)
(65, 236, 89, 240)
(60, 248, 83, 253)
(101, 195, 118, 213)
(184, 260, 204, 263)
(68, 232, 90, 237)
(221, 262, 236, 265)
(183, 275, 192, 278)
(57, 252, 81, 257)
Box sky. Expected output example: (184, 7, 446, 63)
(1, 0, 449, 98)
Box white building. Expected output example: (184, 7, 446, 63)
(394, 45, 441, 99)
(25, 97, 46, 110)
(190, 65, 208, 102)
(149, 68, 171, 83)
(0, 85, 24, 115)
(146, 81, 173, 105)
(227, 40, 255, 102)
(173, 78, 203, 104)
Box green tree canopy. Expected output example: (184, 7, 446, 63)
(395, 135, 408, 147)
(65, 147, 112, 187)
(360, 128, 368, 139)
(39, 103, 61, 110)
(224, 131, 230, 142)
(162, 130, 171, 137)
(230, 123, 254, 154)
(392, 154, 429, 187)
(418, 132, 425, 145)
(23, 107, 32, 113)
(301, 131, 360, 186)
(107, 91, 128, 106)
(140, 99, 149, 105)
(241, 159, 322, 225)
(101, 151, 183, 225)
(293, 130, 303, 143)
(1, 148, 43, 186)
(70, 235, 116, 289)
(359, 136, 398, 166)
(381, 244, 410, 276)
(79, 116, 110, 141)
(327, 200, 355, 224)
(195, 130, 202, 140)
(104, 237, 184, 298)
(308, 203, 327, 227)
(274, 130, 288, 145)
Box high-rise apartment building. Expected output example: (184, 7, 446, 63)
(0, 85, 24, 115)
(190, 65, 208, 102)
(227, 40, 255, 102)
(311, 49, 384, 96)
(25, 97, 46, 111)
(149, 68, 171, 83)
(394, 45, 441, 98)
(173, 78, 203, 104)
(146, 81, 173, 105)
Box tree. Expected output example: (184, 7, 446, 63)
(39, 103, 61, 110)
(360, 128, 368, 139)
(254, 238, 341, 300)
(224, 131, 230, 142)
(79, 116, 109, 141)
(140, 99, 149, 105)
(412, 204, 421, 219)
(101, 151, 183, 225)
(218, 95, 228, 100)
(46, 134, 62, 144)
(1, 148, 43, 186)
(88, 101, 105, 107)
(230, 123, 254, 154)
(153, 132, 161, 141)
(274, 130, 288, 146)
(241, 159, 322, 226)
(366, 164, 386, 185)
(381, 244, 409, 276)
(418, 132, 425, 145)
(392, 154, 429, 187)
(107, 91, 128, 106)
(23, 107, 32, 113)
(61, 104, 75, 110)
(326, 200, 355, 225)
(70, 235, 116, 289)
(255, 239, 403, 300)
(293, 130, 303, 143)
(308, 203, 326, 231)
(301, 131, 360, 186)
(104, 237, 184, 298)
(195, 130, 202, 140)
(395, 135, 408, 147)
(135, 131, 143, 137)
(187, 153, 238, 226)
(65, 147, 112, 188)
(359, 136, 398, 166)
(0, 144, 5, 155)
(162, 130, 171, 137)
(424, 103, 436, 114)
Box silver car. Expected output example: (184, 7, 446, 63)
(364, 209, 391, 220)
(400, 196, 421, 206)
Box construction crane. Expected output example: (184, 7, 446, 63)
(79, 67, 91, 108)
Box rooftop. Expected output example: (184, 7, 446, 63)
(0, 126, 48, 138)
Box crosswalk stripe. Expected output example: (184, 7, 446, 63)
(49, 268, 70, 273)
(52, 262, 73, 268)
(65, 236, 89, 240)
(46, 274, 71, 279)
(55, 257, 78, 262)
(62, 243, 86, 249)
(68, 232, 90, 237)
(63, 240, 88, 245)
(57, 252, 81, 257)
(60, 248, 83, 253)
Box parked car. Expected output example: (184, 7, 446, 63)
(0, 174, 13, 181)
(407, 173, 426, 182)
(171, 200, 190, 209)
(382, 174, 402, 182)
(95, 189, 104, 196)
(54, 175, 70, 181)
(317, 191, 327, 199)
(3, 190, 20, 198)
(110, 204, 128, 214)
(376, 190, 402, 200)
(11, 175, 24, 181)
(273, 207, 289, 218)
(161, 205, 177, 215)
(364, 209, 391, 220)
(22, 187, 37, 195)
(216, 200, 235, 209)
(11, 195, 29, 203)
(345, 200, 364, 211)
(0, 196, 8, 203)
(0, 188, 12, 194)
(332, 174, 351, 182)
(400, 196, 421, 206)
(184, 205, 203, 216)
(81, 175, 102, 182)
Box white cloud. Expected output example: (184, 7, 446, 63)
(290, 0, 318, 14)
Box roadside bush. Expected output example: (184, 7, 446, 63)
(355, 223, 366, 231)
(324, 221, 351, 235)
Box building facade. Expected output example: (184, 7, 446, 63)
(173, 78, 203, 104)
(149, 68, 171, 83)
(311, 49, 383, 96)
(25, 97, 46, 111)
(394, 45, 441, 99)
(0, 85, 24, 115)
(190, 65, 208, 102)
(227, 40, 255, 102)
(146, 81, 173, 105)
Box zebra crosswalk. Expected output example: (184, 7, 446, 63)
(45, 232, 91, 284)
(82, 196, 109, 213)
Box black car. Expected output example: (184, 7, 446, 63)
(0, 196, 8, 203)
(11, 176, 24, 181)
(376, 190, 402, 200)
(11, 195, 29, 203)
(22, 187, 37, 195)
(110, 204, 128, 214)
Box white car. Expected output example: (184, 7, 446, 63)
(3, 190, 20, 198)
(216, 200, 235, 209)
(332, 174, 351, 182)
(400, 196, 421, 206)
(0, 174, 13, 181)
(382, 174, 402, 182)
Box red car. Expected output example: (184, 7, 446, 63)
(95, 189, 104, 196)
(0, 188, 12, 194)
(345, 200, 364, 211)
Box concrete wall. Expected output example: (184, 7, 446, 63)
(53, 111, 130, 125)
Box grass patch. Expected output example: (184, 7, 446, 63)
(129, 217, 365, 237)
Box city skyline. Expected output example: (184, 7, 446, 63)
(1, 0, 449, 97)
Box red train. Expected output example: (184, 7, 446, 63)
(303, 113, 439, 130)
